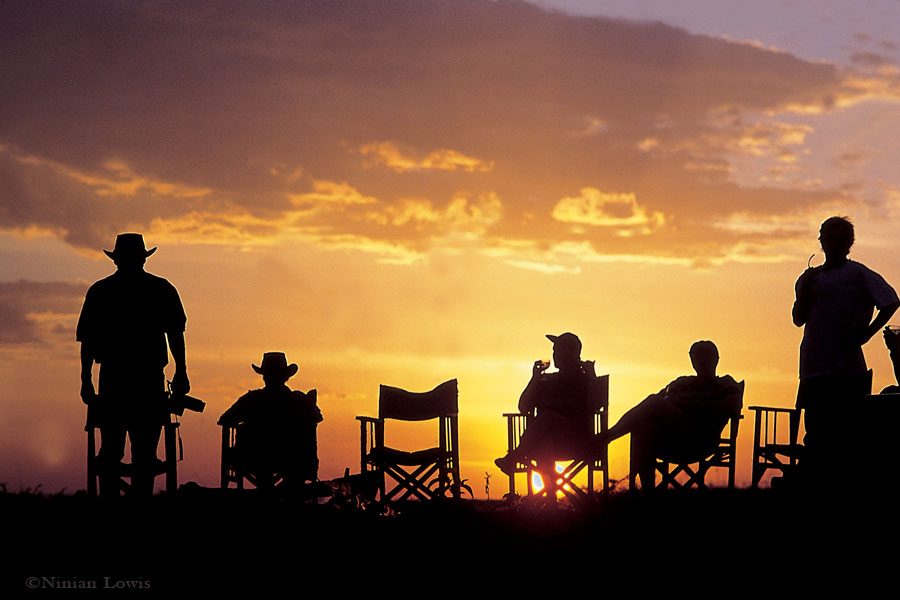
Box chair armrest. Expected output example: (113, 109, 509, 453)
(357, 416, 384, 472)
(356, 416, 381, 447)
(725, 413, 742, 441)
(748, 406, 797, 413)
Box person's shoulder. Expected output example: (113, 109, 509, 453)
(844, 260, 868, 273)
(86, 272, 117, 293)
(142, 271, 177, 289)
(237, 388, 266, 402)
(218, 389, 260, 424)
(848, 260, 897, 293)
(846, 260, 886, 280)
(716, 375, 743, 398)
(795, 265, 821, 283)
(667, 375, 696, 389)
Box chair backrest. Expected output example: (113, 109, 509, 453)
(589, 374, 610, 412)
(656, 379, 744, 463)
(378, 379, 458, 421)
(708, 379, 745, 445)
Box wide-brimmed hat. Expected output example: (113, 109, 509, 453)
(104, 233, 157, 260)
(252, 352, 299, 379)
(546, 332, 582, 354)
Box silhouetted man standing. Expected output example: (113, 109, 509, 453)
(792, 216, 898, 483)
(77, 233, 189, 498)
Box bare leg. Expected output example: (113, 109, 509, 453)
(599, 393, 681, 445)
(631, 430, 657, 492)
(496, 411, 570, 474)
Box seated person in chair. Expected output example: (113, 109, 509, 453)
(218, 352, 322, 488)
(597, 340, 742, 490)
(495, 332, 600, 479)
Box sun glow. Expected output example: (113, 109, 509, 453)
(530, 463, 576, 497)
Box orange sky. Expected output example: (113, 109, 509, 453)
(3, 0, 900, 497)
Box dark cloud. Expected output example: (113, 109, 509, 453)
(850, 51, 895, 68)
(0, 0, 861, 262)
(0, 281, 86, 345)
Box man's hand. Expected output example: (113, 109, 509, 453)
(532, 359, 550, 378)
(797, 267, 820, 291)
(885, 328, 900, 354)
(582, 360, 596, 377)
(792, 267, 820, 326)
(171, 369, 190, 396)
(80, 377, 96, 405)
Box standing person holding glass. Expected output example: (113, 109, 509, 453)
(792, 216, 899, 485)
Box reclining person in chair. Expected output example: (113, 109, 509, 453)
(495, 332, 601, 482)
(597, 340, 742, 491)
(218, 352, 322, 489)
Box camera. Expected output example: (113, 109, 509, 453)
(166, 381, 206, 416)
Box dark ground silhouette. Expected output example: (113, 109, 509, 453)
(6, 485, 898, 594)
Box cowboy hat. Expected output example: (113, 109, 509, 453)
(103, 233, 157, 260)
(252, 352, 299, 379)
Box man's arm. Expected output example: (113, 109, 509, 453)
(167, 330, 190, 395)
(518, 360, 547, 414)
(859, 301, 900, 346)
(79, 342, 96, 404)
(218, 402, 239, 426)
(792, 269, 819, 327)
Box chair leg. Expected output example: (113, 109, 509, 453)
(87, 428, 98, 499)
(220, 427, 229, 489)
(164, 423, 177, 494)
(751, 462, 764, 489)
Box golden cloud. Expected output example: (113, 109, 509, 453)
(1, 0, 886, 268)
(358, 142, 494, 173)
(15, 154, 211, 199)
(366, 193, 502, 234)
(288, 179, 377, 206)
(552, 189, 665, 232)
